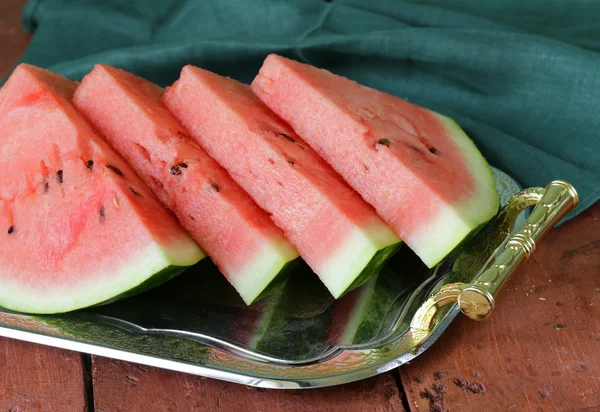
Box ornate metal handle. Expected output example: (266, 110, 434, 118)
(411, 181, 578, 332)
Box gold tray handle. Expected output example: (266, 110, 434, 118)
(412, 181, 578, 332)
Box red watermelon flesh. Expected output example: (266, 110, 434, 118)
(163, 66, 401, 299)
(0, 64, 204, 314)
(252, 55, 500, 267)
(73, 65, 298, 305)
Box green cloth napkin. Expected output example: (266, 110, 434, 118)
(10, 0, 600, 218)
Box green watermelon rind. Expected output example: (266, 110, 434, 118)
(317, 218, 402, 299)
(245, 257, 300, 306)
(334, 241, 402, 299)
(414, 114, 501, 268)
(230, 240, 300, 306)
(0, 241, 205, 314)
(95, 265, 189, 307)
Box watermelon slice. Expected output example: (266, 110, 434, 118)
(252, 55, 500, 267)
(73, 65, 298, 305)
(163, 66, 401, 299)
(0, 64, 204, 314)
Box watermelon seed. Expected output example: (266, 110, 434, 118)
(43, 176, 49, 192)
(209, 180, 220, 192)
(86, 160, 94, 171)
(99, 207, 106, 220)
(170, 164, 182, 175)
(136, 144, 152, 162)
(278, 133, 296, 144)
(188, 215, 196, 221)
(178, 163, 188, 169)
(286, 159, 295, 166)
(377, 138, 391, 148)
(129, 187, 143, 198)
(113, 197, 120, 210)
(429, 147, 438, 154)
(363, 164, 370, 172)
(106, 165, 124, 177)
(7, 226, 14, 234)
(56, 170, 63, 184)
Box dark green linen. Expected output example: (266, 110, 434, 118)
(9, 0, 599, 218)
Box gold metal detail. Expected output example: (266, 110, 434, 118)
(411, 181, 578, 333)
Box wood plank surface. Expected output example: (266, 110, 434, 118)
(90, 357, 405, 412)
(1, 2, 599, 412)
(0, 338, 89, 411)
(400, 203, 600, 412)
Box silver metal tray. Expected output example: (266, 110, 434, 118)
(0, 169, 577, 388)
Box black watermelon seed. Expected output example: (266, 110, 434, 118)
(377, 138, 391, 147)
(106, 165, 124, 177)
(189, 215, 196, 221)
(286, 159, 295, 165)
(278, 133, 296, 144)
(43, 176, 49, 192)
(56, 170, 63, 184)
(209, 180, 220, 192)
(99, 206, 106, 220)
(170, 164, 182, 175)
(129, 187, 143, 197)
(429, 147, 438, 154)
(7, 226, 14, 234)
(86, 160, 94, 171)
(178, 163, 188, 169)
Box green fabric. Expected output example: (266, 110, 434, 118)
(10, 0, 600, 218)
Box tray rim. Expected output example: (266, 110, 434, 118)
(0, 167, 521, 388)
(0, 306, 460, 389)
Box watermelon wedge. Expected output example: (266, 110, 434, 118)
(252, 55, 500, 267)
(73, 65, 298, 305)
(163, 66, 402, 299)
(0, 64, 204, 314)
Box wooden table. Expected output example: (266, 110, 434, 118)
(1, 2, 598, 411)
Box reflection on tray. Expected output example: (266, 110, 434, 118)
(0, 168, 531, 385)
(78, 246, 428, 362)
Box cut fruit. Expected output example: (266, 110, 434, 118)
(163, 66, 402, 299)
(0, 64, 204, 314)
(252, 54, 500, 267)
(73, 65, 299, 305)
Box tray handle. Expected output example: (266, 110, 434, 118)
(411, 181, 578, 332)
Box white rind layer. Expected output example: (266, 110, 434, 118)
(318, 220, 400, 299)
(0, 239, 205, 314)
(407, 114, 500, 268)
(229, 240, 299, 305)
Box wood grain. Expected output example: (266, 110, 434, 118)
(0, 338, 88, 411)
(91, 356, 405, 412)
(400, 202, 600, 412)
(0, 0, 30, 79)
(1, 1, 599, 411)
